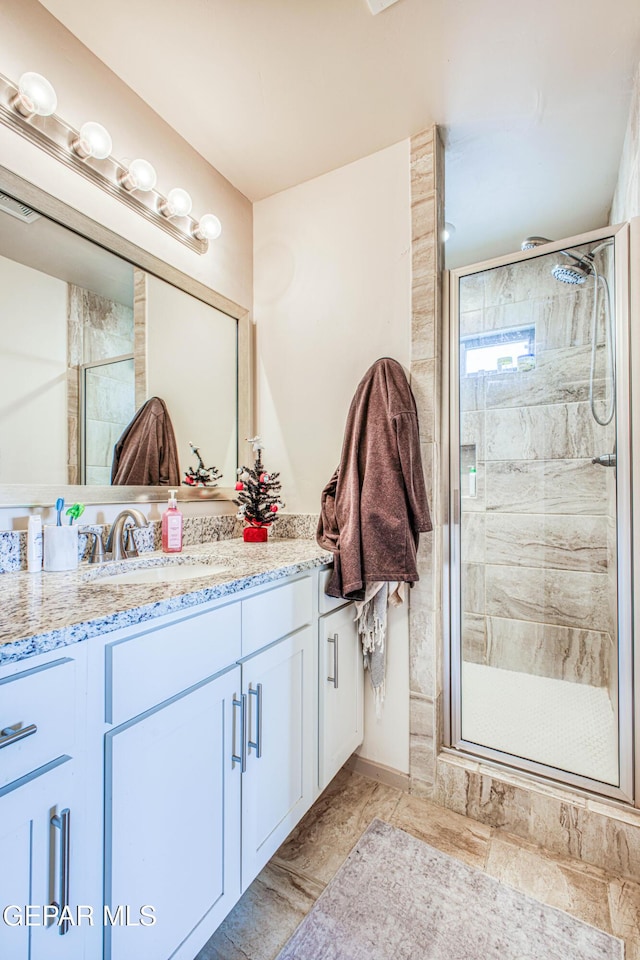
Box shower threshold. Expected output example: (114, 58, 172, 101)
(461, 662, 618, 786)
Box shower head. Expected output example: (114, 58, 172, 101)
(551, 261, 591, 284)
(521, 236, 552, 251)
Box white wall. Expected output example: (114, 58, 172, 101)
(254, 139, 411, 513)
(254, 140, 412, 774)
(0, 254, 67, 484)
(0, 0, 252, 310)
(146, 275, 238, 484)
(611, 60, 640, 223)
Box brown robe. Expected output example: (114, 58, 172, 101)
(111, 397, 180, 486)
(317, 358, 431, 599)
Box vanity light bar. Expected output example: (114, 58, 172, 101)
(0, 71, 222, 255)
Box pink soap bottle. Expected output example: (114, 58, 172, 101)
(162, 489, 183, 553)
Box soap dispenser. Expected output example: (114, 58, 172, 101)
(162, 489, 183, 553)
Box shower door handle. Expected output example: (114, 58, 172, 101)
(592, 454, 616, 468)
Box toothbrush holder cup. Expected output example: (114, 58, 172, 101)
(43, 525, 79, 572)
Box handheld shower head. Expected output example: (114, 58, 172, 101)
(551, 261, 591, 284)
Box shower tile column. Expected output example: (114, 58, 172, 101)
(408, 126, 445, 794)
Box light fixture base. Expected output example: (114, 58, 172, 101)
(0, 72, 207, 254)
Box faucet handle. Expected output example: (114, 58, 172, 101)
(123, 524, 139, 559)
(80, 528, 107, 564)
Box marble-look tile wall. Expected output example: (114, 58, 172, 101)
(458, 248, 617, 690)
(406, 127, 640, 881)
(610, 58, 640, 223)
(67, 285, 135, 484)
(434, 753, 640, 884)
(408, 127, 445, 792)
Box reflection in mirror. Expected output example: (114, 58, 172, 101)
(0, 192, 238, 489)
(82, 357, 135, 483)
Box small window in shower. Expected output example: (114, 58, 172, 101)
(462, 326, 535, 376)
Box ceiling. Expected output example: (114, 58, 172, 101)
(0, 203, 133, 305)
(38, 0, 640, 267)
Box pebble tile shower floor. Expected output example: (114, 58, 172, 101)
(462, 662, 618, 784)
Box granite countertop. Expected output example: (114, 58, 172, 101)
(0, 538, 332, 665)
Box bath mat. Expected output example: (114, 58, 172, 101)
(275, 819, 623, 960)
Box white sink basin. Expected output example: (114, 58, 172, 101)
(92, 563, 229, 586)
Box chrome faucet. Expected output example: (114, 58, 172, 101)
(105, 509, 149, 562)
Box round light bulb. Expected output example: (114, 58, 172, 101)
(194, 214, 222, 241)
(160, 187, 192, 218)
(119, 158, 157, 192)
(14, 72, 57, 117)
(73, 121, 112, 160)
(442, 221, 456, 243)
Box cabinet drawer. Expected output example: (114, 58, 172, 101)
(106, 602, 241, 724)
(318, 567, 349, 614)
(242, 577, 312, 657)
(0, 658, 76, 788)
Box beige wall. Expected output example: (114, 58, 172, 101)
(611, 60, 640, 224)
(0, 0, 252, 309)
(0, 253, 67, 484)
(0, 0, 251, 526)
(254, 140, 413, 773)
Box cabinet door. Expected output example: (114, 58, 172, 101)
(105, 666, 242, 960)
(318, 604, 364, 791)
(241, 626, 315, 888)
(0, 758, 84, 960)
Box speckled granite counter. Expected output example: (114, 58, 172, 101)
(0, 538, 332, 665)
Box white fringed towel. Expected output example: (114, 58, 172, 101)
(354, 582, 405, 716)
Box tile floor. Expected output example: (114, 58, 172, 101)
(197, 768, 640, 960)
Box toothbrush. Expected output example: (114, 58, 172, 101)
(66, 503, 85, 525)
(56, 498, 64, 527)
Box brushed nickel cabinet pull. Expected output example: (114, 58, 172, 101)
(327, 633, 339, 689)
(232, 695, 247, 772)
(0, 722, 37, 749)
(248, 683, 263, 759)
(50, 808, 71, 935)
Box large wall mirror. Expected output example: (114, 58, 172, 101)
(0, 166, 250, 507)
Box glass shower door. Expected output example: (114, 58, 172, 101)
(81, 355, 135, 484)
(449, 225, 633, 799)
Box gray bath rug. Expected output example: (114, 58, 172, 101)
(275, 819, 623, 960)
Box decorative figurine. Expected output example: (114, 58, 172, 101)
(183, 443, 223, 487)
(234, 437, 284, 542)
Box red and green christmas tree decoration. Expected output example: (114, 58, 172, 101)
(234, 437, 285, 542)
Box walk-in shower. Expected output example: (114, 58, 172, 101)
(446, 224, 633, 803)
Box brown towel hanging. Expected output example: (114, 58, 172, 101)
(111, 396, 180, 486)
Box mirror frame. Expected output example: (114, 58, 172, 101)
(0, 164, 253, 507)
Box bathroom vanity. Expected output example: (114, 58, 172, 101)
(0, 540, 364, 960)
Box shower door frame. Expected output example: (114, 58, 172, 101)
(444, 222, 635, 805)
(79, 353, 135, 484)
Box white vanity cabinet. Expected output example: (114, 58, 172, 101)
(100, 600, 244, 960)
(0, 760, 83, 960)
(104, 666, 242, 960)
(240, 626, 315, 887)
(317, 572, 364, 791)
(0, 562, 362, 960)
(99, 573, 316, 958)
(0, 653, 87, 960)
